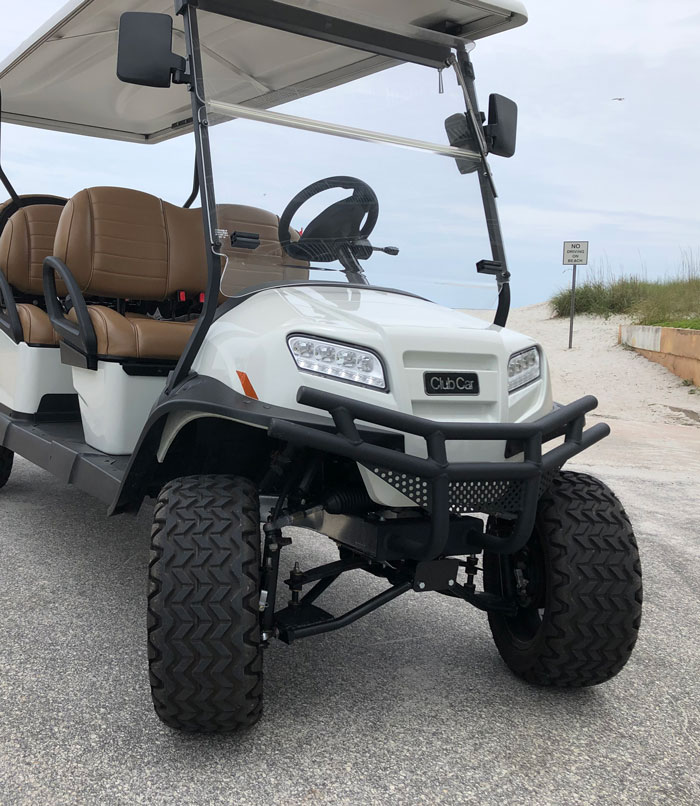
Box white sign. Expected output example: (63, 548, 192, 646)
(563, 241, 589, 265)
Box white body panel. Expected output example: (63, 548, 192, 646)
(189, 286, 552, 506)
(0, 335, 75, 414)
(72, 362, 165, 455)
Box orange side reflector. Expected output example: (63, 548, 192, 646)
(236, 370, 258, 400)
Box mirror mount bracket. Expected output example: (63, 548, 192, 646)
(175, 0, 195, 14)
(171, 56, 191, 85)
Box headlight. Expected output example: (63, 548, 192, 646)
(508, 346, 540, 392)
(287, 335, 387, 391)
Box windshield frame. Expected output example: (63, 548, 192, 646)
(166, 0, 511, 392)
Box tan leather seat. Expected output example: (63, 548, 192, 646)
(52, 187, 309, 362)
(0, 202, 66, 345)
(217, 204, 308, 296)
(16, 305, 60, 346)
(53, 187, 205, 361)
(69, 307, 195, 361)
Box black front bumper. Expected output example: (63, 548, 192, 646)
(269, 386, 609, 558)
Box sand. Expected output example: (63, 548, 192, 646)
(467, 303, 700, 428)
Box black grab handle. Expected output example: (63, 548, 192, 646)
(0, 270, 23, 344)
(43, 256, 97, 368)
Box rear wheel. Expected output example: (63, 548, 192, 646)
(148, 475, 263, 732)
(0, 447, 13, 489)
(483, 471, 643, 687)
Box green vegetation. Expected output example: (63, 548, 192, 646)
(650, 318, 700, 330)
(550, 250, 700, 328)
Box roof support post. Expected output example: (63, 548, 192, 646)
(452, 49, 511, 328)
(166, 2, 221, 392)
(183, 157, 200, 208)
(0, 92, 21, 205)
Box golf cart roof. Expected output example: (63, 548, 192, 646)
(0, 0, 527, 145)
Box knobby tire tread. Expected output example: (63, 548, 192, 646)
(484, 471, 643, 687)
(148, 475, 262, 732)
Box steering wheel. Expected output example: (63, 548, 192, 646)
(278, 176, 379, 263)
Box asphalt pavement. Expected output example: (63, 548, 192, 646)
(1, 420, 699, 805)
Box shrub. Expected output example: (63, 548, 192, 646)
(550, 250, 700, 326)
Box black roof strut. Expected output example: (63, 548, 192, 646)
(183, 157, 200, 208)
(0, 92, 21, 206)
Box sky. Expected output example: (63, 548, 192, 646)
(1, 0, 699, 309)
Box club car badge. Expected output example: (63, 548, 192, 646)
(423, 372, 480, 395)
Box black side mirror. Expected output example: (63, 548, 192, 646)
(117, 12, 186, 89)
(444, 113, 481, 175)
(485, 94, 517, 158)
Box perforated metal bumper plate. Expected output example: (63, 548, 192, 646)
(369, 466, 555, 515)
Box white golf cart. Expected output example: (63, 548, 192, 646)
(0, 0, 642, 733)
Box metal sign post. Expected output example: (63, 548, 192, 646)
(563, 241, 589, 349)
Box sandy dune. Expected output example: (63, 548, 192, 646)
(468, 302, 700, 428)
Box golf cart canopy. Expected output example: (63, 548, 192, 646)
(0, 0, 526, 144)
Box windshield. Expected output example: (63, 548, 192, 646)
(200, 12, 498, 310)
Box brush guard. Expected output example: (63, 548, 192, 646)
(269, 387, 610, 559)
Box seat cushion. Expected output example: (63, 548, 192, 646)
(69, 306, 195, 361)
(16, 304, 59, 346)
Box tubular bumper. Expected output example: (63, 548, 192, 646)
(269, 386, 610, 558)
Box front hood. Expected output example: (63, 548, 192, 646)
(197, 285, 541, 413)
(257, 285, 536, 362)
(268, 285, 494, 338)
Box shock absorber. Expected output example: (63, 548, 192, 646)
(260, 520, 291, 643)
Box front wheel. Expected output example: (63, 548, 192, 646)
(483, 471, 643, 687)
(148, 475, 263, 731)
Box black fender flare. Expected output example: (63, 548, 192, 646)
(109, 373, 400, 514)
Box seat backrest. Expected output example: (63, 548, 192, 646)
(0, 202, 67, 296)
(0, 195, 66, 235)
(53, 187, 309, 301)
(217, 204, 309, 296)
(53, 187, 205, 301)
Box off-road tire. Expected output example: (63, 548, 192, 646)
(148, 475, 263, 732)
(483, 471, 642, 687)
(0, 447, 13, 489)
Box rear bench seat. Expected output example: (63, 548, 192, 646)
(0, 201, 66, 345)
(0, 198, 78, 415)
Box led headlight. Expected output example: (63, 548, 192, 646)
(508, 346, 541, 392)
(287, 335, 387, 390)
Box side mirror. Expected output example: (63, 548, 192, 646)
(117, 12, 186, 89)
(485, 94, 517, 158)
(444, 113, 481, 175)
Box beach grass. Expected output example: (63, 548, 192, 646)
(550, 249, 700, 328)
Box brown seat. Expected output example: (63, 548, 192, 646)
(0, 202, 66, 345)
(52, 187, 308, 362)
(71, 307, 195, 361)
(53, 187, 206, 361)
(217, 204, 308, 296)
(16, 304, 60, 346)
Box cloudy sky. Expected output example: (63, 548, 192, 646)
(1, 0, 699, 309)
